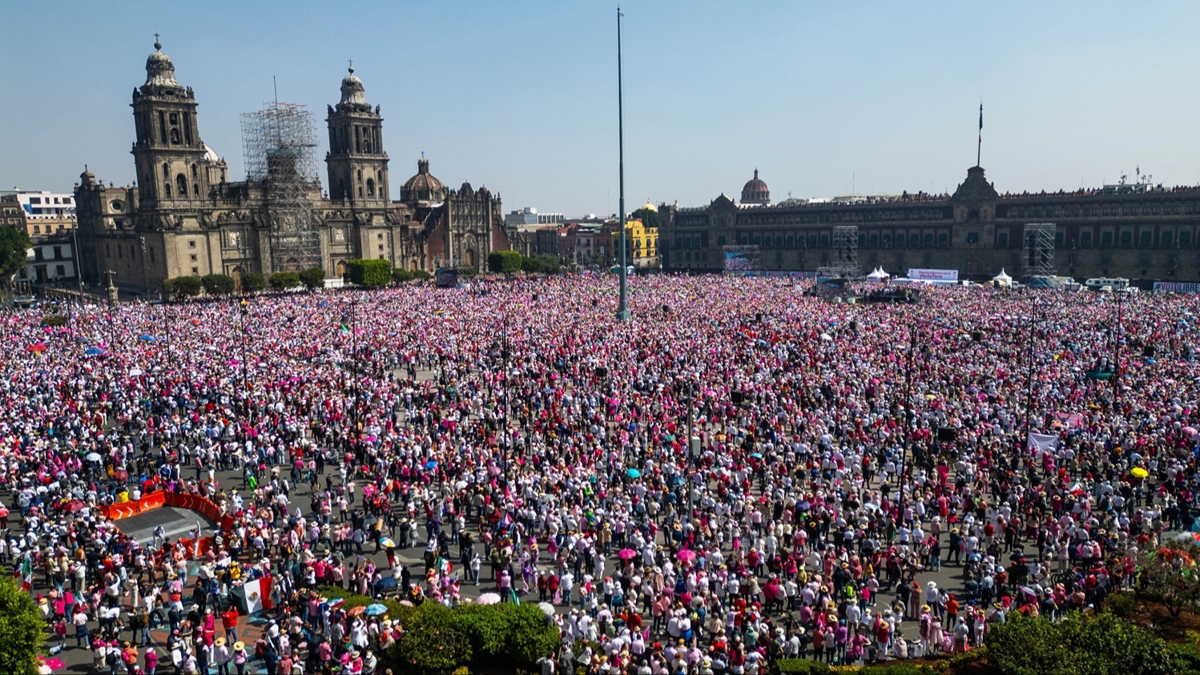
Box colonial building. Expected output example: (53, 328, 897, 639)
(74, 40, 521, 295)
(659, 167, 1200, 282)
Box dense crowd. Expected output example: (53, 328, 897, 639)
(1, 274, 1198, 675)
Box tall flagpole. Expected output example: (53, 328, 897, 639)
(616, 6, 631, 322)
(976, 101, 983, 167)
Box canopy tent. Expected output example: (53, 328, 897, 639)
(992, 268, 1014, 287)
(865, 267, 890, 282)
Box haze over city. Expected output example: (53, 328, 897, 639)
(2, 1, 1199, 215)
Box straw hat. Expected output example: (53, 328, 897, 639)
(234, 641, 245, 651)
(216, 638, 226, 647)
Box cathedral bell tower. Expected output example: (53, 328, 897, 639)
(325, 64, 389, 205)
(130, 37, 210, 207)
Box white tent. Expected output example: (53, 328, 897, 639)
(865, 267, 890, 282)
(992, 268, 1013, 287)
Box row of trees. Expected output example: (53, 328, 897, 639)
(487, 250, 562, 275)
(162, 259, 439, 299)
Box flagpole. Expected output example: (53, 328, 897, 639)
(976, 102, 983, 167)
(616, 5, 631, 322)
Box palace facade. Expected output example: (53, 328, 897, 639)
(658, 166, 1200, 282)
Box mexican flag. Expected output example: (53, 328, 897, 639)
(233, 575, 275, 615)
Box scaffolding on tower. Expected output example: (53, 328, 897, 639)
(817, 225, 861, 279)
(1022, 222, 1056, 279)
(241, 102, 322, 272)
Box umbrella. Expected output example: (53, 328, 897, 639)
(676, 549, 697, 563)
(477, 593, 501, 605)
(626, 468, 641, 479)
(63, 499, 87, 513)
(399, 600, 414, 607)
(379, 538, 395, 549)
(425, 460, 438, 470)
(129, 369, 144, 377)
(84, 348, 105, 356)
(1130, 467, 1149, 479)
(617, 548, 638, 562)
(538, 601, 556, 617)
(454, 480, 468, 490)
(798, 500, 812, 511)
(27, 343, 47, 353)
(749, 453, 763, 459)
(365, 604, 388, 616)
(85, 452, 102, 462)
(819, 333, 832, 342)
(42, 658, 64, 670)
(1184, 426, 1199, 437)
(138, 335, 156, 342)
(669, 475, 686, 487)
(111, 469, 129, 482)
(347, 606, 366, 617)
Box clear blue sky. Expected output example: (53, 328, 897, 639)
(2, 1, 1198, 216)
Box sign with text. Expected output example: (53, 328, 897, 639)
(908, 268, 959, 282)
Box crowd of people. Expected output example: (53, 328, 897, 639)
(1, 274, 1198, 675)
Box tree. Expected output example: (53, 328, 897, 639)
(201, 274, 235, 296)
(521, 254, 561, 274)
(241, 272, 266, 293)
(631, 206, 659, 230)
(0, 575, 45, 675)
(269, 271, 301, 291)
(1138, 539, 1200, 618)
(164, 276, 202, 299)
(298, 267, 326, 291)
(986, 611, 1176, 675)
(391, 268, 413, 284)
(0, 227, 31, 282)
(488, 250, 523, 274)
(411, 270, 432, 281)
(346, 259, 392, 288)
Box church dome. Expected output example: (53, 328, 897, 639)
(143, 38, 181, 90)
(640, 200, 658, 213)
(741, 169, 770, 205)
(338, 65, 368, 110)
(400, 158, 446, 203)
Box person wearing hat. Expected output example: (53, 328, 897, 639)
(232, 641, 248, 675)
(214, 637, 231, 675)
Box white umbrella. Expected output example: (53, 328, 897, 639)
(476, 593, 502, 605)
(537, 601, 556, 617)
(129, 368, 144, 377)
(86, 452, 102, 462)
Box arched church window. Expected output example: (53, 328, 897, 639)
(366, 178, 375, 197)
(176, 174, 188, 197)
(163, 163, 170, 179)
(191, 165, 198, 179)
(170, 128, 180, 144)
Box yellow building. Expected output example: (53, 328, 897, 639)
(627, 200, 659, 268)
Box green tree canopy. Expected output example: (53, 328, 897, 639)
(298, 267, 326, 291)
(241, 272, 266, 293)
(269, 271, 301, 290)
(200, 274, 235, 296)
(164, 276, 202, 299)
(0, 575, 45, 675)
(631, 206, 659, 230)
(0, 227, 31, 281)
(488, 250, 523, 274)
(346, 259, 392, 288)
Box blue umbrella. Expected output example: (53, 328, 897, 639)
(84, 347, 105, 356)
(798, 500, 811, 511)
(626, 468, 641, 479)
(669, 475, 686, 487)
(425, 460, 438, 470)
(318, 301, 330, 307)
(365, 603, 388, 616)
(138, 335, 156, 342)
(750, 453, 763, 459)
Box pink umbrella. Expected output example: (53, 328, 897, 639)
(1184, 426, 1199, 437)
(617, 548, 637, 562)
(676, 549, 697, 563)
(476, 592, 501, 605)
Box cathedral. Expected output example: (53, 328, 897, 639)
(74, 40, 523, 295)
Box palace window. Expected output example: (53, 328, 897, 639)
(1162, 231, 1173, 245)
(1080, 232, 1092, 246)
(1140, 231, 1152, 246)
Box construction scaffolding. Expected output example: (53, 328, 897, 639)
(241, 103, 322, 272)
(1022, 222, 1056, 279)
(817, 225, 861, 279)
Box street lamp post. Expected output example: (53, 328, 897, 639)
(239, 298, 250, 426)
(615, 6, 630, 322)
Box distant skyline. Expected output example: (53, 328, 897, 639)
(2, 1, 1198, 216)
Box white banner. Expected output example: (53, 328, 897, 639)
(908, 268, 959, 282)
(1027, 432, 1059, 454)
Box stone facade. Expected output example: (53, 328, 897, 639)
(74, 41, 522, 295)
(659, 167, 1200, 282)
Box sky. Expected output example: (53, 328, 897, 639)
(2, 1, 1199, 217)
